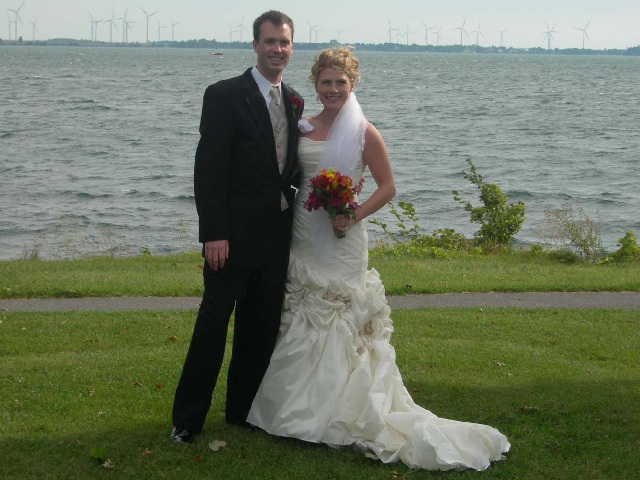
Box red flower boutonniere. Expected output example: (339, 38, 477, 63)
(290, 96, 303, 115)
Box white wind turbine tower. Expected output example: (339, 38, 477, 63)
(156, 18, 167, 41)
(228, 24, 236, 41)
(106, 9, 118, 43)
(471, 22, 484, 46)
(433, 26, 442, 46)
(307, 20, 318, 43)
(8, 0, 25, 42)
(544, 21, 557, 50)
(420, 20, 435, 46)
(334, 29, 344, 42)
(140, 8, 158, 44)
(236, 16, 249, 42)
(454, 18, 468, 46)
(7, 15, 12, 40)
(124, 18, 135, 43)
(91, 16, 102, 42)
(496, 27, 507, 47)
(575, 20, 591, 49)
(120, 7, 129, 44)
(170, 18, 181, 42)
(28, 17, 36, 41)
(401, 21, 414, 46)
(386, 20, 397, 43)
(314, 25, 322, 43)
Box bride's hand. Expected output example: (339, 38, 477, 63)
(331, 213, 355, 233)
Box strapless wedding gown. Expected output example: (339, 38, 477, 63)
(247, 138, 510, 471)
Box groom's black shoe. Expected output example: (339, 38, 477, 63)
(170, 426, 195, 445)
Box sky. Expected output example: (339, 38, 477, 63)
(4, 0, 640, 50)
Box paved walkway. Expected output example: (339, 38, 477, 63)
(2, 292, 640, 312)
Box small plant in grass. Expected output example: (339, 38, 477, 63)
(452, 158, 525, 250)
(612, 230, 640, 262)
(536, 203, 604, 263)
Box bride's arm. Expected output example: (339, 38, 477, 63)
(332, 123, 396, 233)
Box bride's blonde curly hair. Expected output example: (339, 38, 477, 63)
(309, 47, 361, 85)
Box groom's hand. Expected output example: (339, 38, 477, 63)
(204, 240, 229, 271)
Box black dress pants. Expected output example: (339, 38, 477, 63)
(172, 210, 292, 432)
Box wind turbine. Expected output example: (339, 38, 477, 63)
(420, 20, 435, 46)
(386, 20, 397, 44)
(543, 21, 557, 50)
(433, 27, 442, 46)
(91, 16, 102, 42)
(156, 18, 167, 42)
(140, 7, 158, 43)
(401, 21, 414, 46)
(471, 22, 484, 46)
(120, 7, 129, 44)
(28, 17, 37, 41)
(170, 18, 181, 42)
(124, 16, 135, 43)
(495, 27, 507, 47)
(7, 15, 12, 40)
(307, 20, 318, 43)
(314, 25, 322, 43)
(236, 16, 249, 42)
(8, 0, 24, 41)
(334, 29, 344, 42)
(228, 24, 235, 41)
(575, 20, 591, 49)
(454, 18, 468, 46)
(106, 9, 118, 43)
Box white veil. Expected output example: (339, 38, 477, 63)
(310, 92, 368, 259)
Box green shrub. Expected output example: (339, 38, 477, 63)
(452, 158, 526, 249)
(612, 231, 640, 262)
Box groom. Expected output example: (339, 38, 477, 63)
(170, 10, 304, 444)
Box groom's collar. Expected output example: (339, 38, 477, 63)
(251, 67, 283, 104)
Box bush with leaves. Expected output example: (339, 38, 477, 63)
(612, 231, 640, 262)
(452, 158, 526, 249)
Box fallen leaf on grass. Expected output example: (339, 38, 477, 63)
(168, 335, 178, 343)
(194, 454, 203, 462)
(132, 381, 143, 387)
(155, 382, 165, 389)
(517, 405, 539, 414)
(208, 440, 227, 452)
(142, 448, 154, 457)
(102, 459, 115, 469)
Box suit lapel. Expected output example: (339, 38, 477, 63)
(281, 84, 299, 178)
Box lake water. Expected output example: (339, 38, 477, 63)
(1, 46, 639, 260)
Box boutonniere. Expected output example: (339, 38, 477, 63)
(290, 96, 303, 114)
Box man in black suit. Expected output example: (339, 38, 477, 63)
(170, 10, 304, 444)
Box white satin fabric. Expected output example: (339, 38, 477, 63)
(247, 138, 510, 471)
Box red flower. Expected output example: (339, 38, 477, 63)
(303, 168, 359, 227)
(290, 96, 303, 112)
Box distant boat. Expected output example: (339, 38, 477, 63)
(211, 52, 223, 56)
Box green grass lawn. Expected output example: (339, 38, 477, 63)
(1, 308, 638, 479)
(1, 251, 639, 298)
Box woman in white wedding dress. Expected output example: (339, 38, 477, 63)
(247, 48, 510, 471)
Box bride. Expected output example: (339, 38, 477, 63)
(247, 47, 510, 471)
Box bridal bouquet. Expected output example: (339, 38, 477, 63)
(303, 168, 359, 238)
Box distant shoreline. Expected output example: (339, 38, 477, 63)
(2, 39, 639, 56)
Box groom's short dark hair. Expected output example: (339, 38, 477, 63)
(253, 10, 294, 42)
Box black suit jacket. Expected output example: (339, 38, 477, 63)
(194, 68, 304, 268)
